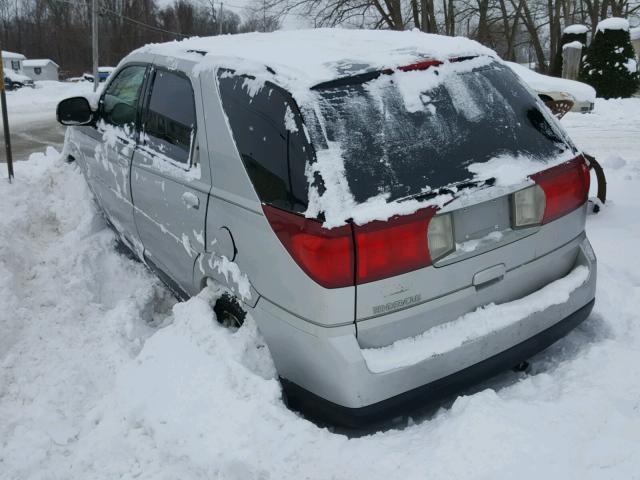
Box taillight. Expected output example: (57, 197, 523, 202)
(263, 205, 450, 288)
(531, 156, 590, 224)
(263, 205, 354, 289)
(354, 207, 437, 284)
(512, 184, 546, 228)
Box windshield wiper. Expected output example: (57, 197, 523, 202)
(401, 177, 496, 203)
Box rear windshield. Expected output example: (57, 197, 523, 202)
(304, 59, 575, 204)
(218, 60, 575, 217)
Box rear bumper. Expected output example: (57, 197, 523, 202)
(282, 298, 594, 428)
(252, 236, 596, 427)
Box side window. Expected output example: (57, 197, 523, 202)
(142, 70, 196, 165)
(101, 65, 147, 128)
(217, 72, 312, 213)
(11, 60, 20, 71)
(34, 67, 42, 75)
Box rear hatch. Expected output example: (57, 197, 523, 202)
(219, 58, 588, 332)
(301, 58, 588, 326)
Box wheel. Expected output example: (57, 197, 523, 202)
(214, 293, 246, 329)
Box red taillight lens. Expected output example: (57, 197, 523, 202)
(531, 156, 590, 224)
(264, 206, 440, 288)
(354, 207, 437, 284)
(263, 205, 354, 288)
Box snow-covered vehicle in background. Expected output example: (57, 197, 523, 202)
(56, 29, 597, 427)
(505, 61, 596, 113)
(3, 69, 35, 90)
(82, 66, 116, 83)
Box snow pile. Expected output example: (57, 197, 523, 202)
(631, 27, 640, 41)
(564, 24, 589, 35)
(505, 61, 596, 103)
(362, 266, 589, 373)
(2, 98, 640, 478)
(596, 17, 630, 32)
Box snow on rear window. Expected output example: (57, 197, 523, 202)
(302, 59, 575, 227)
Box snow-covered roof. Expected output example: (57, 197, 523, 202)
(98, 66, 115, 73)
(1, 50, 26, 60)
(505, 61, 596, 103)
(597, 17, 630, 33)
(23, 59, 59, 68)
(631, 27, 640, 41)
(136, 28, 495, 91)
(564, 24, 589, 35)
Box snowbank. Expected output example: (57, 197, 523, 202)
(596, 17, 630, 32)
(631, 26, 640, 41)
(2, 97, 640, 477)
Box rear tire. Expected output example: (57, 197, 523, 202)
(214, 293, 246, 329)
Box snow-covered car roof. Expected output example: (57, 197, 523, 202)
(135, 28, 495, 91)
(504, 61, 596, 103)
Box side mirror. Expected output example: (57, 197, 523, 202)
(57, 96, 94, 126)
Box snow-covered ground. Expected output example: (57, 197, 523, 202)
(2, 81, 94, 127)
(1, 98, 640, 478)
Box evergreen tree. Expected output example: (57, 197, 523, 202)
(551, 25, 588, 77)
(580, 18, 640, 99)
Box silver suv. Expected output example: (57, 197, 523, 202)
(57, 30, 596, 427)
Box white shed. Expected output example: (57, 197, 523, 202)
(1, 50, 26, 73)
(23, 59, 59, 81)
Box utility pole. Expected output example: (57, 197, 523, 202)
(263, 0, 266, 31)
(0, 48, 14, 182)
(92, 0, 99, 92)
(219, 2, 224, 35)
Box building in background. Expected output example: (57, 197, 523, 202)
(23, 59, 60, 81)
(1, 50, 26, 73)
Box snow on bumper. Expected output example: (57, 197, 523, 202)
(362, 264, 589, 373)
(254, 235, 596, 410)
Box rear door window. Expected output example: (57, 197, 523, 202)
(217, 72, 312, 213)
(142, 69, 196, 165)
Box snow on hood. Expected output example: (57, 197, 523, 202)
(505, 61, 596, 103)
(136, 28, 495, 97)
(597, 17, 630, 32)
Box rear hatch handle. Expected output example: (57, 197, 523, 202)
(473, 263, 506, 289)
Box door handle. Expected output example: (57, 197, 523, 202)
(181, 192, 200, 209)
